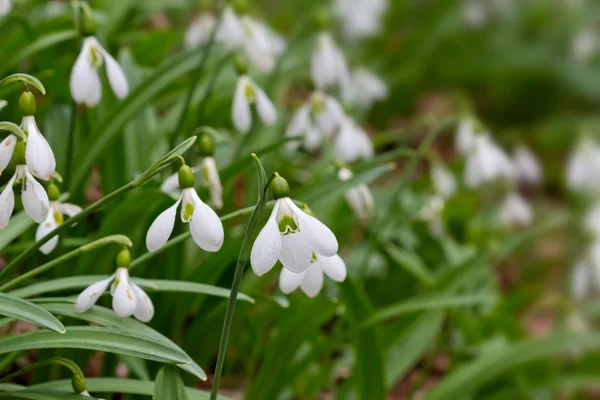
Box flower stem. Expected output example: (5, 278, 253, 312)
(210, 169, 275, 400)
(65, 1, 82, 186)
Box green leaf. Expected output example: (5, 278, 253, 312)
(70, 49, 203, 193)
(0, 292, 65, 333)
(339, 279, 386, 399)
(0, 212, 34, 252)
(28, 378, 227, 399)
(0, 326, 191, 364)
(118, 355, 151, 381)
(423, 332, 600, 400)
(0, 122, 27, 141)
(0, 73, 46, 95)
(133, 136, 198, 187)
(38, 301, 206, 380)
(9, 276, 253, 304)
(0, 391, 91, 399)
(154, 365, 188, 400)
(385, 245, 435, 287)
(1, 31, 77, 76)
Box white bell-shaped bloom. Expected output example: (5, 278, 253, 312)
(566, 137, 600, 193)
(464, 134, 514, 188)
(147, 175, 223, 253)
(22, 115, 56, 181)
(334, 0, 386, 40)
(216, 6, 245, 50)
(513, 145, 543, 185)
(279, 253, 347, 297)
(36, 200, 82, 254)
(286, 92, 346, 152)
(185, 14, 217, 49)
(463, 0, 489, 28)
(431, 161, 456, 199)
(334, 117, 374, 163)
(338, 167, 375, 221)
(0, 134, 17, 175)
(572, 28, 598, 63)
(571, 243, 600, 301)
(70, 37, 129, 108)
(311, 32, 349, 91)
(232, 75, 277, 134)
(250, 198, 338, 276)
(498, 192, 533, 228)
(419, 194, 446, 238)
(0, 0, 11, 16)
(455, 118, 477, 155)
(75, 268, 154, 322)
(0, 165, 49, 229)
(342, 68, 388, 109)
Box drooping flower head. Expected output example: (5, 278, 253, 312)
(250, 174, 338, 275)
(337, 167, 375, 222)
(571, 242, 600, 301)
(334, 116, 374, 163)
(455, 117, 477, 155)
(464, 134, 514, 188)
(431, 161, 456, 199)
(333, 0, 387, 40)
(513, 145, 543, 186)
(341, 67, 388, 109)
(498, 192, 533, 228)
(75, 249, 154, 322)
(311, 31, 350, 91)
(279, 253, 347, 297)
(185, 14, 217, 49)
(147, 163, 224, 252)
(36, 183, 82, 254)
(566, 136, 600, 193)
(70, 37, 128, 107)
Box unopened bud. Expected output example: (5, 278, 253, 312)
(271, 174, 290, 199)
(116, 249, 131, 268)
(178, 165, 195, 189)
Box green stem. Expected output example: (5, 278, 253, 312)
(0, 235, 131, 292)
(210, 171, 275, 400)
(65, 1, 82, 186)
(173, 6, 224, 138)
(0, 162, 175, 283)
(194, 53, 232, 127)
(0, 357, 84, 385)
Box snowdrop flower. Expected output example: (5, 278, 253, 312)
(338, 167, 375, 221)
(0, 0, 11, 16)
(75, 250, 154, 322)
(571, 243, 600, 301)
(431, 161, 456, 199)
(513, 146, 543, 185)
(0, 163, 49, 229)
(311, 32, 350, 90)
(70, 37, 128, 107)
(342, 68, 388, 109)
(463, 0, 489, 28)
(334, 117, 374, 163)
(147, 164, 223, 252)
(566, 136, 600, 193)
(279, 254, 347, 297)
(217, 6, 245, 49)
(499, 192, 533, 228)
(572, 28, 598, 63)
(286, 92, 346, 152)
(185, 14, 217, 49)
(232, 74, 277, 134)
(36, 184, 82, 254)
(455, 117, 477, 155)
(334, 0, 387, 40)
(419, 195, 446, 238)
(250, 175, 338, 275)
(464, 134, 514, 188)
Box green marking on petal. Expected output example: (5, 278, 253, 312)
(278, 215, 298, 234)
(245, 83, 255, 102)
(184, 203, 195, 220)
(54, 210, 63, 225)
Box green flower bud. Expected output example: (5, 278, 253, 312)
(116, 249, 131, 268)
(271, 174, 290, 199)
(47, 183, 61, 201)
(178, 165, 195, 189)
(19, 91, 36, 116)
(233, 53, 249, 76)
(231, 0, 249, 15)
(71, 374, 87, 394)
(198, 133, 215, 156)
(12, 141, 26, 165)
(314, 7, 332, 31)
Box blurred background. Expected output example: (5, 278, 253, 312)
(1, 0, 600, 399)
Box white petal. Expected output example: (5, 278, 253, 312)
(278, 267, 304, 294)
(59, 202, 82, 218)
(98, 45, 129, 99)
(572, 261, 588, 301)
(317, 254, 347, 282)
(0, 173, 16, 229)
(112, 269, 137, 317)
(70, 39, 102, 107)
(292, 200, 338, 257)
(250, 202, 282, 276)
(180, 188, 199, 223)
(0, 134, 16, 174)
(131, 283, 154, 322)
(232, 76, 252, 134)
(279, 229, 313, 273)
(253, 84, 277, 126)
(160, 171, 180, 193)
(217, 7, 244, 50)
(285, 105, 311, 150)
(189, 197, 224, 252)
(75, 276, 113, 313)
(300, 263, 324, 297)
(21, 170, 49, 223)
(203, 157, 223, 209)
(23, 116, 56, 181)
(36, 213, 59, 254)
(146, 197, 181, 252)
